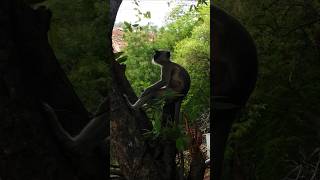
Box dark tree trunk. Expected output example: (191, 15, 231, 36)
(212, 5, 258, 180)
(0, 0, 107, 179)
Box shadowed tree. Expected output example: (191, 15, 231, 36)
(212, 5, 258, 180)
(0, 0, 108, 179)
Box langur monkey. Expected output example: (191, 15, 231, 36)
(125, 50, 191, 124)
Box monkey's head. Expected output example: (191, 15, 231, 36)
(153, 50, 171, 65)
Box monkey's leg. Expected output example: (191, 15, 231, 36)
(174, 100, 182, 125)
(126, 93, 155, 110)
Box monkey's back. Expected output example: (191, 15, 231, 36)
(169, 63, 191, 97)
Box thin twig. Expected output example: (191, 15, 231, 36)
(310, 153, 320, 180)
(295, 165, 302, 180)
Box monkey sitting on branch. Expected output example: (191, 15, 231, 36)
(125, 50, 191, 125)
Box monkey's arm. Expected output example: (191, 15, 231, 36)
(43, 103, 107, 152)
(142, 66, 172, 96)
(73, 112, 107, 148)
(42, 103, 75, 149)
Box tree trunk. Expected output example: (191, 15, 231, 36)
(0, 0, 107, 179)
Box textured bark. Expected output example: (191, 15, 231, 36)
(0, 1, 107, 179)
(188, 149, 206, 180)
(109, 60, 163, 179)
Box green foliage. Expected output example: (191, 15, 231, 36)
(156, 5, 200, 50)
(143, 97, 165, 139)
(176, 135, 189, 151)
(114, 52, 128, 64)
(46, 0, 109, 112)
(140, 93, 190, 151)
(174, 4, 210, 121)
(132, 0, 152, 23)
(122, 25, 158, 94)
(215, 0, 320, 179)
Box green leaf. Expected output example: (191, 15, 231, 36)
(116, 56, 127, 63)
(144, 11, 151, 19)
(176, 137, 187, 151)
(124, 21, 130, 27)
(189, 5, 194, 11)
(153, 117, 161, 133)
(134, 0, 139, 6)
(124, 21, 133, 32)
(114, 52, 124, 59)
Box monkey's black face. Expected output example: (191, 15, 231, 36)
(153, 51, 170, 64)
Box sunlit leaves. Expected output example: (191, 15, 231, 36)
(173, 5, 210, 121)
(143, 11, 151, 19)
(123, 21, 133, 32)
(132, 0, 152, 24)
